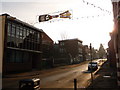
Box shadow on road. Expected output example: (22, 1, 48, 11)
(82, 70, 96, 73)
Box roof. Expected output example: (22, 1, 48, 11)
(111, 0, 120, 2)
(1, 13, 43, 32)
(42, 31, 54, 43)
(59, 38, 83, 43)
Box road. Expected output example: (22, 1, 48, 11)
(41, 62, 90, 88)
(2, 59, 105, 89)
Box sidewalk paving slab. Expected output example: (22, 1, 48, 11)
(86, 60, 119, 89)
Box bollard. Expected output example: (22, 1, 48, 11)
(74, 79, 77, 90)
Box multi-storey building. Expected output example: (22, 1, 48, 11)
(108, 33, 117, 67)
(0, 14, 43, 74)
(58, 38, 83, 64)
(110, 0, 120, 87)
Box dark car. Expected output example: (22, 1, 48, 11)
(88, 62, 98, 71)
(19, 78, 40, 90)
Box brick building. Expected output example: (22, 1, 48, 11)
(0, 14, 43, 74)
(110, 0, 120, 87)
(41, 31, 54, 68)
(58, 38, 83, 64)
(108, 33, 117, 67)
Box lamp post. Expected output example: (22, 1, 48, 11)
(90, 43, 93, 85)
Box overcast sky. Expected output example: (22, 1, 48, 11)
(1, 0, 114, 49)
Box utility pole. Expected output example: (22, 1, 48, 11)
(90, 43, 93, 85)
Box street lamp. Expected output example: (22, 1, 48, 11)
(90, 43, 93, 85)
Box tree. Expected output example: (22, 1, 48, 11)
(98, 44, 106, 59)
(92, 48, 99, 59)
(60, 31, 68, 40)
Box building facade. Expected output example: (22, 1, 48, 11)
(111, 0, 120, 87)
(108, 33, 117, 67)
(41, 31, 54, 68)
(58, 38, 83, 64)
(0, 14, 43, 74)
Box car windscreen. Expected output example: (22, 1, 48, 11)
(89, 62, 97, 64)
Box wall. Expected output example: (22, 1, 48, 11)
(0, 15, 5, 89)
(117, 19, 120, 86)
(111, 1, 120, 87)
(108, 37, 116, 67)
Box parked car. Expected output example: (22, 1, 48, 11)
(88, 62, 98, 71)
(19, 78, 40, 90)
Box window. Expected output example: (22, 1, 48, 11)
(19, 26, 23, 39)
(6, 49, 15, 63)
(11, 24, 16, 37)
(60, 48, 65, 53)
(60, 42, 64, 46)
(6, 49, 31, 63)
(23, 52, 29, 62)
(23, 28, 26, 39)
(16, 51, 23, 63)
(16, 26, 20, 38)
(7, 23, 11, 36)
(34, 32, 38, 42)
(7, 22, 16, 47)
(26, 29, 29, 37)
(7, 20, 41, 51)
(37, 33, 40, 43)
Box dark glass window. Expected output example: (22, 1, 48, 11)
(7, 23, 11, 36)
(7, 22, 16, 47)
(19, 26, 23, 39)
(16, 51, 23, 63)
(23, 52, 29, 62)
(37, 33, 40, 43)
(7, 21, 41, 51)
(6, 49, 31, 63)
(6, 49, 15, 63)
(26, 29, 29, 37)
(16, 26, 20, 38)
(11, 24, 16, 37)
(23, 28, 26, 39)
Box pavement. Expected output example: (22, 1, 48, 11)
(86, 60, 119, 89)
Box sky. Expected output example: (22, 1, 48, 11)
(0, 0, 114, 49)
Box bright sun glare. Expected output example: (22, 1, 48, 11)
(34, 0, 114, 49)
(1, 0, 114, 49)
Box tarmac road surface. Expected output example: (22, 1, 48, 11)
(2, 59, 105, 89)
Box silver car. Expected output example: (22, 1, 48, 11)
(88, 62, 98, 71)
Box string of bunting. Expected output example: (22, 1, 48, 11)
(37, 0, 112, 23)
(82, 0, 111, 15)
(39, 13, 109, 23)
(38, 10, 72, 22)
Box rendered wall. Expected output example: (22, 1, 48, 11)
(0, 16, 5, 89)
